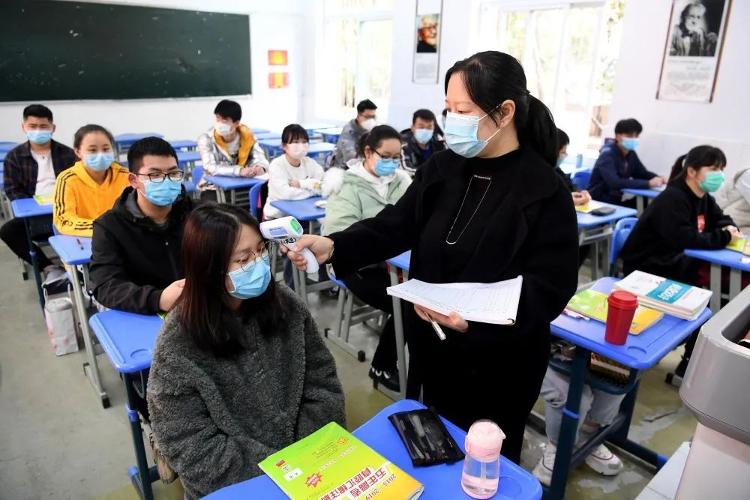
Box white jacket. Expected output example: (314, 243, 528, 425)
(715, 168, 750, 234)
(263, 155, 325, 219)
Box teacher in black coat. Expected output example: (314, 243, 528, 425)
(287, 51, 579, 463)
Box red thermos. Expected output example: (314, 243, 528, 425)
(605, 291, 638, 345)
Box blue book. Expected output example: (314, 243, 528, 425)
(614, 271, 712, 320)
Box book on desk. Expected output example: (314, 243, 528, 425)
(566, 288, 663, 334)
(613, 271, 712, 320)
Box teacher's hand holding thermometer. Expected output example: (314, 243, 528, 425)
(282, 234, 468, 335)
(260, 217, 319, 274)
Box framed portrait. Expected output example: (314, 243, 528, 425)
(413, 0, 442, 84)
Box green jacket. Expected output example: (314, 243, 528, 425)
(323, 162, 412, 235)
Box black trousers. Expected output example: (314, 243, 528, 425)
(0, 217, 53, 269)
(342, 266, 397, 371)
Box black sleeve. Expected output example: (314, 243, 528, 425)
(631, 153, 658, 181)
(3, 152, 33, 201)
(89, 220, 164, 314)
(708, 194, 735, 229)
(654, 195, 730, 250)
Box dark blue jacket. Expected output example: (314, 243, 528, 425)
(588, 142, 657, 205)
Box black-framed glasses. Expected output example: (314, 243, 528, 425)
(136, 170, 184, 183)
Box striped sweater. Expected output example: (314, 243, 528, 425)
(53, 161, 131, 237)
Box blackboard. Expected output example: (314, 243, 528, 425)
(0, 1, 252, 101)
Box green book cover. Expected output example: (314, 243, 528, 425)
(567, 289, 663, 335)
(259, 422, 423, 500)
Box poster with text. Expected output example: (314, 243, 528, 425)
(657, 0, 731, 102)
(413, 0, 442, 84)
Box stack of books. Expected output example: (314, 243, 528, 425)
(613, 271, 712, 320)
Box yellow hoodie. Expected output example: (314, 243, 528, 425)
(53, 160, 131, 237)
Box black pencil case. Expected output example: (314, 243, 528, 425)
(591, 206, 616, 216)
(388, 409, 465, 466)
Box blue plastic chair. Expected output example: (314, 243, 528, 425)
(608, 217, 638, 276)
(248, 181, 264, 219)
(572, 170, 591, 190)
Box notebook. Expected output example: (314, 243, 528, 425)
(613, 271, 711, 320)
(726, 237, 750, 255)
(575, 200, 606, 214)
(33, 193, 54, 205)
(566, 288, 663, 334)
(386, 276, 523, 325)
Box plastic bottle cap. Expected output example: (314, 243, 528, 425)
(608, 290, 638, 309)
(465, 420, 505, 460)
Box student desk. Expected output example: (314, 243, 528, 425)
(253, 132, 282, 141)
(47, 235, 109, 408)
(90, 310, 162, 500)
(386, 251, 411, 401)
(204, 399, 543, 500)
(175, 150, 201, 170)
(252, 128, 270, 135)
(115, 133, 164, 151)
(301, 122, 336, 137)
(315, 126, 343, 144)
(203, 175, 267, 217)
(621, 186, 665, 214)
(269, 196, 329, 304)
(542, 277, 712, 500)
(308, 142, 336, 165)
(258, 138, 284, 159)
(167, 139, 197, 151)
(0, 143, 15, 153)
(684, 248, 750, 312)
(577, 202, 637, 280)
(11, 197, 53, 309)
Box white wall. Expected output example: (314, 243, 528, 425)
(0, 0, 308, 146)
(608, 0, 750, 177)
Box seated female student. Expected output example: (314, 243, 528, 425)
(715, 167, 750, 235)
(322, 125, 411, 392)
(263, 124, 325, 219)
(53, 125, 130, 236)
(620, 145, 739, 377)
(147, 204, 345, 500)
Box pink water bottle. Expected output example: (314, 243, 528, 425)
(461, 420, 505, 499)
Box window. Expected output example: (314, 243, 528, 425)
(478, 1, 625, 154)
(317, 0, 394, 122)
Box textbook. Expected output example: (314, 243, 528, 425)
(259, 422, 423, 500)
(726, 238, 750, 255)
(33, 193, 54, 205)
(566, 288, 663, 334)
(613, 271, 712, 320)
(574, 200, 605, 214)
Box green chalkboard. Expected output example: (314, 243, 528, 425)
(0, 1, 251, 101)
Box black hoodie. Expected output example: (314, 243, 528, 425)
(90, 187, 195, 314)
(621, 178, 734, 284)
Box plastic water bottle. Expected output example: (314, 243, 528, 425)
(461, 420, 505, 499)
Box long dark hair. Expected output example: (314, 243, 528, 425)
(179, 203, 281, 356)
(73, 124, 115, 150)
(357, 124, 402, 157)
(668, 145, 727, 182)
(445, 51, 558, 165)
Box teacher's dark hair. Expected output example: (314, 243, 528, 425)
(357, 124, 402, 157)
(668, 145, 727, 182)
(445, 51, 558, 166)
(179, 203, 282, 356)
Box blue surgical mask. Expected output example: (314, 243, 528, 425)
(144, 178, 182, 206)
(227, 254, 271, 300)
(374, 157, 399, 177)
(84, 152, 115, 171)
(27, 130, 52, 145)
(414, 128, 433, 144)
(444, 111, 501, 158)
(621, 138, 639, 152)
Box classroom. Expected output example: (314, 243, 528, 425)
(0, 0, 748, 499)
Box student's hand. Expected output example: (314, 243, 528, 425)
(159, 279, 185, 312)
(282, 235, 334, 270)
(289, 179, 301, 188)
(724, 226, 742, 243)
(251, 164, 266, 176)
(572, 192, 588, 206)
(239, 167, 254, 177)
(649, 177, 665, 188)
(414, 304, 468, 333)
(580, 190, 592, 204)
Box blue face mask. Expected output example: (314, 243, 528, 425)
(144, 178, 182, 206)
(374, 157, 399, 177)
(84, 152, 115, 171)
(227, 254, 271, 300)
(27, 130, 52, 145)
(414, 128, 434, 144)
(444, 111, 501, 158)
(621, 138, 639, 152)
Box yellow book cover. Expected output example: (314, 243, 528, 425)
(566, 289, 663, 335)
(34, 193, 54, 205)
(726, 238, 750, 255)
(259, 422, 423, 500)
(574, 200, 605, 214)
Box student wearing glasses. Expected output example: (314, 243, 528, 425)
(322, 125, 412, 392)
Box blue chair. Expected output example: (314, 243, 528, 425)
(608, 217, 638, 276)
(248, 181, 264, 219)
(572, 169, 591, 190)
(322, 271, 369, 363)
(184, 165, 204, 197)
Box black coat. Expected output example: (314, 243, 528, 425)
(90, 187, 195, 314)
(621, 178, 734, 284)
(329, 147, 579, 458)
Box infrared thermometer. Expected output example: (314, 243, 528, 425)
(260, 216, 319, 273)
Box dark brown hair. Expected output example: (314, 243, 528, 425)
(73, 124, 115, 150)
(179, 203, 281, 356)
(668, 145, 727, 182)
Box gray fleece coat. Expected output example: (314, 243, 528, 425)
(146, 287, 345, 500)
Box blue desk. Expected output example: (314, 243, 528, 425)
(204, 175, 267, 217)
(622, 186, 665, 214)
(90, 310, 163, 500)
(315, 127, 343, 144)
(168, 139, 197, 151)
(544, 277, 712, 500)
(175, 150, 201, 169)
(0, 143, 16, 153)
(270, 196, 326, 222)
(308, 142, 335, 165)
(577, 202, 637, 280)
(258, 138, 283, 159)
(0, 151, 7, 162)
(206, 399, 542, 500)
(301, 122, 337, 136)
(685, 248, 750, 312)
(11, 198, 53, 309)
(386, 251, 411, 400)
(115, 133, 164, 151)
(48, 235, 109, 408)
(254, 132, 282, 141)
(252, 128, 270, 135)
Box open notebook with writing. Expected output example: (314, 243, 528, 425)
(386, 276, 523, 325)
